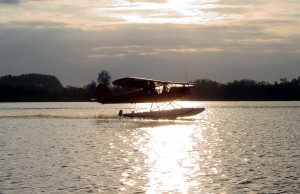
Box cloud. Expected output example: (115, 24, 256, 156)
(0, 0, 20, 4)
(3, 0, 226, 26)
(2, 20, 66, 29)
(128, 0, 167, 2)
(1, 0, 300, 85)
(1, 0, 299, 35)
(1, 24, 299, 86)
(87, 44, 223, 59)
(225, 38, 283, 46)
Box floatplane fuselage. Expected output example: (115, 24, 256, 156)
(96, 84, 189, 104)
(95, 77, 205, 119)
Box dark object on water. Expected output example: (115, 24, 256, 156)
(118, 108, 205, 119)
(97, 77, 205, 119)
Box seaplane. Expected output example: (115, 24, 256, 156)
(95, 77, 205, 119)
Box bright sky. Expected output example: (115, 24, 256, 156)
(1, 0, 300, 86)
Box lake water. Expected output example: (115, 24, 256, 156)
(0, 101, 299, 193)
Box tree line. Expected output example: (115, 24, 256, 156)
(0, 72, 300, 102)
(191, 77, 300, 101)
(0, 74, 96, 102)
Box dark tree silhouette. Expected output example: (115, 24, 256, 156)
(1, 73, 299, 102)
(0, 73, 63, 91)
(97, 70, 111, 87)
(83, 81, 97, 99)
(192, 79, 220, 100)
(189, 76, 300, 101)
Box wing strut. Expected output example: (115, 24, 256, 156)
(150, 101, 183, 112)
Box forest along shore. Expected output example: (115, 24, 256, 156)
(1, 73, 300, 102)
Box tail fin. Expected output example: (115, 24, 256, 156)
(95, 84, 113, 103)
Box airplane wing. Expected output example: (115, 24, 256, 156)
(112, 77, 195, 88)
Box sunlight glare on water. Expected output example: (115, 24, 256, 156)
(0, 102, 299, 193)
(140, 124, 202, 193)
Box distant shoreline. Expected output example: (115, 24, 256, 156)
(1, 100, 300, 103)
(1, 73, 300, 102)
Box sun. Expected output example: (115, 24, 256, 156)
(92, 0, 222, 25)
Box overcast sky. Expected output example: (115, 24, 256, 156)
(1, 0, 299, 86)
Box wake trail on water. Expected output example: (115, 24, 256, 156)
(0, 114, 118, 120)
(0, 114, 202, 124)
